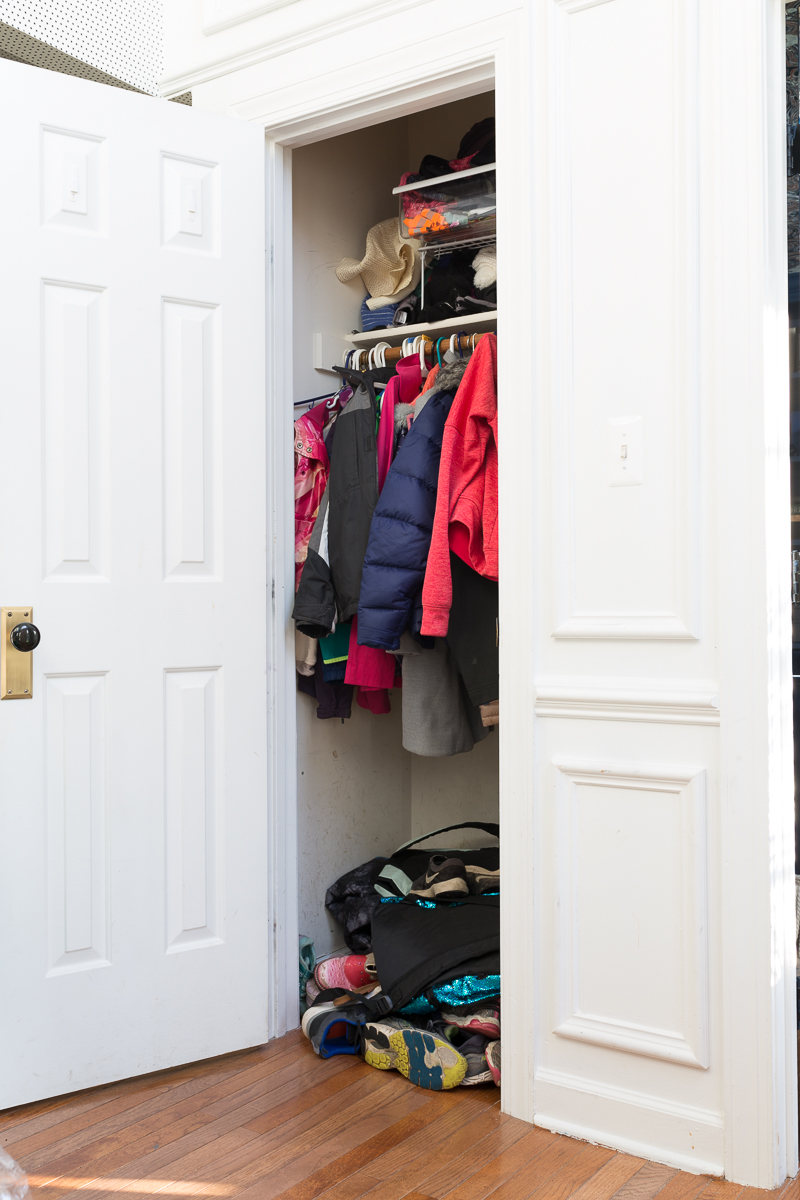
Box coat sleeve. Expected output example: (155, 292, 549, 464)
(292, 486, 337, 639)
(419, 426, 455, 637)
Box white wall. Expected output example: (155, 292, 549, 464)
(292, 101, 498, 957)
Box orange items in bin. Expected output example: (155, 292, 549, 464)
(404, 209, 451, 237)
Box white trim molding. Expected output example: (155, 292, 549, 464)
(552, 757, 709, 1069)
(535, 678, 720, 724)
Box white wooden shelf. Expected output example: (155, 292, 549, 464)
(347, 310, 497, 348)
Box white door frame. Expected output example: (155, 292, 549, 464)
(219, 0, 796, 1184)
(250, 17, 535, 1124)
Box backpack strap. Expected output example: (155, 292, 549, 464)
(391, 822, 499, 854)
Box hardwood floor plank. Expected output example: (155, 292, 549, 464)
(516, 1144, 615, 1200)
(647, 1174, 715, 1200)
(564, 1152, 648, 1200)
(38, 1068, 395, 1199)
(0, 1039, 294, 1143)
(421, 1117, 537, 1200)
(477, 1134, 587, 1200)
(352, 1103, 508, 1200)
(14, 1041, 328, 1174)
(610, 1162, 677, 1199)
(693, 1182, 744, 1199)
(308, 1089, 499, 1200)
(5, 1040, 310, 1165)
(232, 1090, 433, 1200)
(260, 1090, 442, 1200)
(212, 1079, 416, 1194)
(32, 1053, 361, 1187)
(439, 1127, 556, 1200)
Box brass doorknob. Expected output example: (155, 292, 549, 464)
(10, 623, 40, 652)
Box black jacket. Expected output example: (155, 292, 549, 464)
(293, 371, 380, 636)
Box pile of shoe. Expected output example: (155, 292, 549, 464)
(305, 951, 377, 1007)
(302, 996, 501, 1091)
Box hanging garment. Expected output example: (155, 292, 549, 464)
(357, 360, 470, 651)
(446, 550, 498, 708)
(293, 374, 379, 636)
(295, 628, 318, 677)
(376, 355, 422, 492)
(421, 334, 498, 638)
(400, 637, 488, 757)
(298, 654, 354, 720)
(294, 400, 332, 591)
(345, 614, 397, 714)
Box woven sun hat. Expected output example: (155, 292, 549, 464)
(336, 217, 420, 300)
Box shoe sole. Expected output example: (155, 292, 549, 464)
(462, 1067, 494, 1085)
(385, 1030, 466, 1090)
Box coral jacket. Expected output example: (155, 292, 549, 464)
(420, 333, 498, 637)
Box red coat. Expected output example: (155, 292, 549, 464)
(420, 333, 498, 637)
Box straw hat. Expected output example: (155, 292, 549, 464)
(336, 217, 420, 301)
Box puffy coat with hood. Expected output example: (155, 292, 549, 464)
(357, 360, 469, 651)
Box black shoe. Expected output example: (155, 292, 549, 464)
(409, 854, 469, 900)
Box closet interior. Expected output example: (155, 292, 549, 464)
(291, 92, 501, 1071)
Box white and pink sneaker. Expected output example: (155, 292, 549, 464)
(485, 1040, 501, 1086)
(441, 1007, 500, 1039)
(314, 953, 373, 990)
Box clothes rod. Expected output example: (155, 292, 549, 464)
(340, 331, 492, 368)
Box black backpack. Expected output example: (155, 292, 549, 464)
(369, 822, 501, 1016)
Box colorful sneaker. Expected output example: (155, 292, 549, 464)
(459, 1034, 493, 1085)
(362, 1017, 419, 1070)
(315, 954, 373, 990)
(409, 855, 469, 900)
(485, 1040, 501, 1086)
(301, 1001, 365, 1058)
(364, 1024, 467, 1089)
(441, 1007, 500, 1039)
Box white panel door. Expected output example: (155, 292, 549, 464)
(0, 59, 268, 1106)
(522, 0, 796, 1187)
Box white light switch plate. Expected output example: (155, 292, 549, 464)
(607, 416, 643, 486)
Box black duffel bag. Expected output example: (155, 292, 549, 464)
(369, 891, 499, 1016)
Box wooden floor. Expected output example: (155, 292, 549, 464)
(1, 1031, 797, 1200)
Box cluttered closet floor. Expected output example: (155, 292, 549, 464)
(2, 1033, 796, 1200)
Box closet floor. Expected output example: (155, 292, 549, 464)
(1, 1032, 797, 1200)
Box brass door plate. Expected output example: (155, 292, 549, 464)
(1, 607, 34, 700)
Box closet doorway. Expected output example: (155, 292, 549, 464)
(290, 92, 500, 973)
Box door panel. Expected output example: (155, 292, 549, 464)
(0, 59, 268, 1107)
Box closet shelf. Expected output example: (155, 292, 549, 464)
(347, 310, 497, 349)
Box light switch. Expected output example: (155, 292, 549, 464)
(62, 151, 87, 215)
(607, 416, 643, 486)
(179, 177, 203, 235)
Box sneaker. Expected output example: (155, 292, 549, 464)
(441, 1007, 500, 1039)
(485, 1039, 501, 1086)
(364, 1024, 467, 1090)
(315, 953, 373, 990)
(464, 864, 500, 895)
(362, 1017, 419, 1070)
(459, 1034, 493, 1085)
(409, 855, 469, 900)
(301, 1001, 365, 1058)
(305, 976, 321, 1005)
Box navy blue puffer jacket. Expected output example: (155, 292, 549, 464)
(357, 361, 467, 651)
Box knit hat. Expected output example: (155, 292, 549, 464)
(336, 218, 420, 301)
